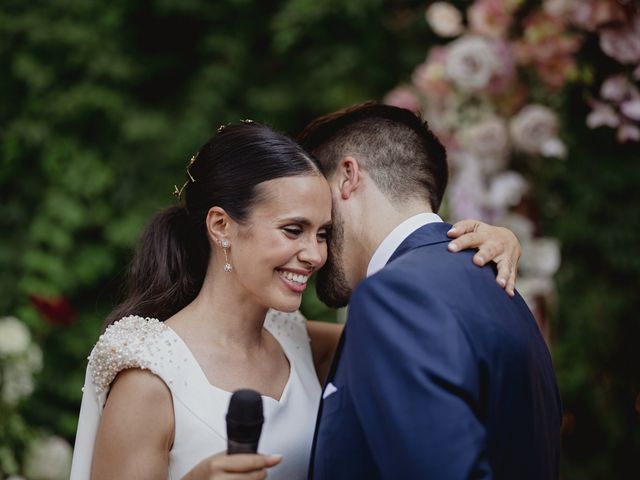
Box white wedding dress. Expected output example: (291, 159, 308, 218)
(70, 310, 321, 480)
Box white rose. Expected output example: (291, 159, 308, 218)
(520, 238, 562, 277)
(510, 104, 564, 156)
(540, 137, 567, 158)
(460, 116, 510, 174)
(445, 35, 501, 91)
(425, 2, 464, 38)
(23, 436, 73, 480)
(2, 360, 36, 404)
(0, 317, 31, 356)
(485, 171, 529, 209)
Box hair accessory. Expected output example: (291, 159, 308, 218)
(217, 123, 230, 133)
(240, 119, 254, 124)
(220, 239, 233, 272)
(173, 153, 199, 199)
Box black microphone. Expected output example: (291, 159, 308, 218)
(226, 389, 264, 454)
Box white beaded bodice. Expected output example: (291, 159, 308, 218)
(71, 310, 321, 480)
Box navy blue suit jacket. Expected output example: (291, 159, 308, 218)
(310, 222, 562, 479)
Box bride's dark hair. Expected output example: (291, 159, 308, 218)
(105, 122, 321, 326)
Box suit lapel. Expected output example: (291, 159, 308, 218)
(308, 326, 346, 479)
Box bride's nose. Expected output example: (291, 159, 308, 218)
(298, 238, 325, 267)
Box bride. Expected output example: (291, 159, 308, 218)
(70, 120, 520, 479)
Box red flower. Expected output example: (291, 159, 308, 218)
(29, 295, 76, 327)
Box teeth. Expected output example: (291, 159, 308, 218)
(278, 270, 309, 284)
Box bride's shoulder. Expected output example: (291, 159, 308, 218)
(88, 315, 171, 395)
(264, 309, 310, 343)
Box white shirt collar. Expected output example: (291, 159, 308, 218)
(366, 213, 443, 277)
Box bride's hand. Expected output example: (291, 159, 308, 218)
(446, 219, 521, 297)
(182, 452, 283, 480)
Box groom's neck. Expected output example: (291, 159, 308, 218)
(359, 194, 433, 268)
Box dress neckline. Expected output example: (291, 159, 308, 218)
(163, 323, 295, 406)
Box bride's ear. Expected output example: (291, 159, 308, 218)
(206, 206, 233, 246)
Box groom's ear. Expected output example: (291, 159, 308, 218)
(337, 156, 363, 200)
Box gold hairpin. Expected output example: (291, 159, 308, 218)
(173, 153, 199, 199)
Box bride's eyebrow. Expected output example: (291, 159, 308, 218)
(279, 216, 312, 226)
(278, 217, 332, 229)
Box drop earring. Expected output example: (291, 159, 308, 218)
(220, 239, 233, 272)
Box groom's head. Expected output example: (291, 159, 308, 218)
(299, 102, 448, 307)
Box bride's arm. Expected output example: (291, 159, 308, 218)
(91, 368, 174, 479)
(92, 369, 281, 480)
(307, 320, 343, 386)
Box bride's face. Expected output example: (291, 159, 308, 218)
(229, 174, 332, 312)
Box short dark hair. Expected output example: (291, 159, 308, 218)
(298, 102, 448, 212)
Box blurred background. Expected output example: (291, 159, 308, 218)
(1, 0, 639, 478)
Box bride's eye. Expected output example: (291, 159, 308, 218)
(283, 226, 302, 237)
(317, 229, 329, 242)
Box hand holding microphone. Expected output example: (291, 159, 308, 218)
(182, 389, 282, 480)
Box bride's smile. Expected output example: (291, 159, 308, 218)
(210, 174, 332, 313)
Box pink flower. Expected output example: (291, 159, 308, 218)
(599, 12, 640, 65)
(617, 123, 640, 142)
(621, 99, 640, 121)
(445, 35, 502, 91)
(586, 100, 620, 128)
(515, 11, 582, 89)
(412, 51, 452, 100)
(600, 74, 632, 102)
(468, 0, 516, 38)
(564, 0, 627, 31)
(460, 116, 510, 173)
(384, 86, 421, 114)
(510, 104, 566, 157)
(425, 2, 464, 38)
(487, 40, 516, 94)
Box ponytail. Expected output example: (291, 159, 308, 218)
(105, 205, 209, 327)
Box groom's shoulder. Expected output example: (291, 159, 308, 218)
(383, 239, 491, 289)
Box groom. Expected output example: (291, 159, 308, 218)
(299, 103, 562, 479)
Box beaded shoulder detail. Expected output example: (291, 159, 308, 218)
(264, 309, 308, 340)
(88, 315, 169, 394)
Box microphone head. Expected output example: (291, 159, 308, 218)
(226, 389, 264, 444)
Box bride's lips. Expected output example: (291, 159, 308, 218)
(276, 268, 311, 294)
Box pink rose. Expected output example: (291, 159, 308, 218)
(460, 116, 510, 174)
(599, 13, 640, 65)
(445, 35, 502, 91)
(600, 74, 631, 102)
(586, 101, 620, 129)
(510, 104, 566, 157)
(617, 123, 640, 142)
(620, 99, 640, 121)
(564, 0, 626, 31)
(412, 54, 452, 100)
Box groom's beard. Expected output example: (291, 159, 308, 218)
(316, 212, 352, 309)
